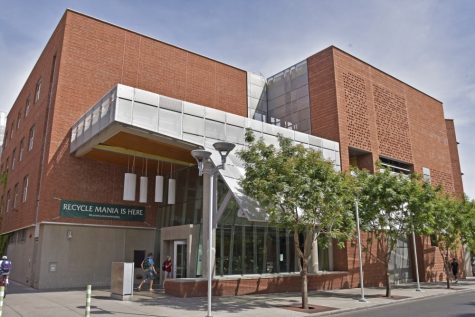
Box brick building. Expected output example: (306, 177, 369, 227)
(0, 10, 465, 293)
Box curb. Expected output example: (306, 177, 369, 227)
(312, 286, 475, 317)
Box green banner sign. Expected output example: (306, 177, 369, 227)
(60, 200, 145, 222)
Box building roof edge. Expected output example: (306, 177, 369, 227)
(64, 9, 246, 74)
(324, 45, 443, 104)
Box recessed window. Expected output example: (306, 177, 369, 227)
(10, 122, 14, 139)
(35, 78, 42, 103)
(6, 190, 10, 213)
(11, 148, 16, 170)
(5, 157, 9, 172)
(19, 138, 24, 162)
(25, 97, 31, 117)
(22, 175, 29, 203)
(422, 167, 431, 183)
(28, 125, 35, 151)
(17, 112, 21, 129)
(13, 183, 19, 209)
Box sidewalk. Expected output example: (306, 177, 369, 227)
(2, 279, 475, 316)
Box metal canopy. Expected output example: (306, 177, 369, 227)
(70, 84, 341, 222)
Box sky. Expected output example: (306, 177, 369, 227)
(0, 0, 474, 197)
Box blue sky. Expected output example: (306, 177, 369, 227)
(1, 0, 474, 197)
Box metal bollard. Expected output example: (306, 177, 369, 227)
(0, 286, 4, 317)
(85, 284, 91, 317)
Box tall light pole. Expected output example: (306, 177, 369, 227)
(412, 229, 422, 291)
(191, 142, 235, 317)
(355, 198, 367, 302)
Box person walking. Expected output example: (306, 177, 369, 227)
(162, 256, 172, 280)
(137, 253, 157, 291)
(451, 257, 459, 283)
(0, 255, 12, 297)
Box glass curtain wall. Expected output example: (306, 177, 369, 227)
(157, 170, 316, 276)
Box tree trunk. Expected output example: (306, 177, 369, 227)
(445, 249, 451, 289)
(385, 238, 393, 298)
(293, 230, 310, 310)
(385, 261, 391, 297)
(301, 258, 309, 309)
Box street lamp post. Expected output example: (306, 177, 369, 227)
(412, 230, 422, 292)
(191, 142, 235, 317)
(355, 198, 368, 302)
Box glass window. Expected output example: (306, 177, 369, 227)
(19, 138, 24, 161)
(13, 183, 19, 209)
(6, 190, 10, 213)
(422, 167, 431, 183)
(17, 112, 21, 129)
(11, 148, 16, 170)
(5, 157, 9, 172)
(25, 97, 31, 117)
(28, 125, 35, 151)
(10, 122, 14, 139)
(22, 175, 28, 202)
(35, 78, 42, 103)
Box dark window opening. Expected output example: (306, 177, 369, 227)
(134, 250, 146, 268)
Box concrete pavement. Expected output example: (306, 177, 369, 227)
(2, 279, 475, 316)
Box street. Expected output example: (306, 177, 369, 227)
(337, 290, 475, 317)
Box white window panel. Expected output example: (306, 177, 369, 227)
(115, 98, 133, 124)
(158, 108, 181, 138)
(205, 119, 225, 140)
(132, 101, 158, 132)
(183, 114, 205, 136)
(134, 88, 159, 106)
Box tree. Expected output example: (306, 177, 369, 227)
(460, 197, 475, 260)
(238, 130, 355, 309)
(354, 167, 434, 297)
(430, 192, 464, 289)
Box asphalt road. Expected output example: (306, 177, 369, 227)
(336, 290, 475, 317)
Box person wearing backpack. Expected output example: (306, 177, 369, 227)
(0, 255, 12, 297)
(137, 253, 157, 292)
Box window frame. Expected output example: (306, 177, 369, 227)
(19, 138, 25, 162)
(22, 175, 29, 203)
(34, 78, 42, 103)
(28, 125, 35, 151)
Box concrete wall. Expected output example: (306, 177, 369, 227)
(6, 226, 36, 285)
(36, 223, 155, 289)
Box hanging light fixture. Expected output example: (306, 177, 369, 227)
(155, 160, 164, 203)
(139, 158, 148, 203)
(168, 164, 176, 205)
(123, 156, 136, 201)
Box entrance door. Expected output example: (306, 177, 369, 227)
(173, 240, 187, 278)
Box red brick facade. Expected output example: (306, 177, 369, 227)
(0, 10, 248, 233)
(0, 11, 465, 294)
(307, 46, 462, 195)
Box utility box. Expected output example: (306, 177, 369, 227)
(111, 262, 134, 300)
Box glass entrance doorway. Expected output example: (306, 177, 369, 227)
(173, 240, 187, 278)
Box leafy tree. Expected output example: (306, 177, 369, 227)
(238, 130, 355, 309)
(460, 197, 475, 259)
(354, 167, 435, 297)
(430, 192, 464, 289)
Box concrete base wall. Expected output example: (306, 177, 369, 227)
(36, 223, 155, 289)
(6, 226, 36, 285)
